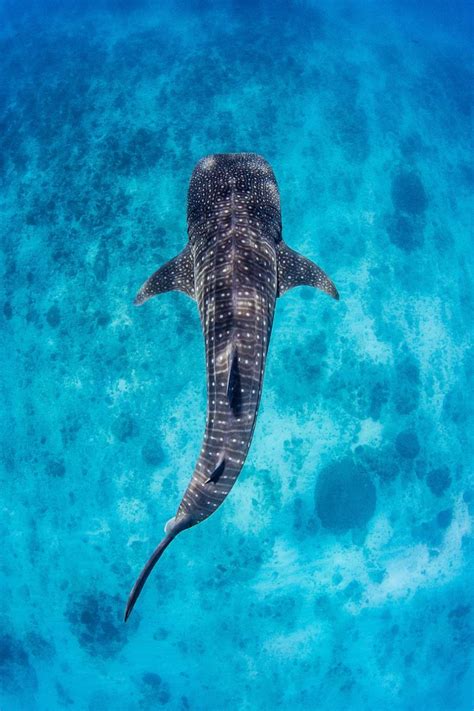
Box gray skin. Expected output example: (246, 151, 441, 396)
(124, 153, 338, 621)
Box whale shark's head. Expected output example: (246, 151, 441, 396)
(187, 152, 282, 242)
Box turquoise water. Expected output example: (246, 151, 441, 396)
(1, 1, 473, 709)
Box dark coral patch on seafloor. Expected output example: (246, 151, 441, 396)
(0, 634, 38, 695)
(394, 353, 420, 414)
(391, 170, 428, 215)
(46, 304, 61, 328)
(331, 103, 370, 163)
(395, 430, 420, 459)
(141, 437, 165, 466)
(100, 126, 165, 177)
(369, 380, 390, 420)
(437, 508, 453, 528)
(141, 672, 172, 706)
(354, 445, 399, 483)
(385, 213, 423, 252)
(45, 458, 66, 477)
(25, 631, 56, 661)
(399, 132, 425, 160)
(426, 467, 452, 497)
(112, 412, 140, 442)
(315, 457, 376, 532)
(386, 169, 428, 251)
(66, 592, 128, 658)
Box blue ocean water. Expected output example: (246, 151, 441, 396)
(1, 0, 473, 708)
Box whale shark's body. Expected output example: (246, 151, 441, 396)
(124, 153, 338, 621)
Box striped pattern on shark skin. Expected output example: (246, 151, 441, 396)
(124, 153, 338, 621)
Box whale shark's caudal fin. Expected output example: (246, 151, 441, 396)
(124, 532, 175, 622)
(134, 243, 195, 305)
(124, 514, 194, 621)
(276, 242, 339, 300)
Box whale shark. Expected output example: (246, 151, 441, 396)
(124, 153, 338, 621)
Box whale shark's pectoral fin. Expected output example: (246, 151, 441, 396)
(134, 244, 195, 305)
(276, 242, 339, 300)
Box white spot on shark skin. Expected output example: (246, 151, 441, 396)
(255, 158, 272, 175)
(200, 155, 217, 171)
(265, 179, 280, 207)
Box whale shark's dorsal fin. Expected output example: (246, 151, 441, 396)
(226, 347, 242, 416)
(276, 242, 339, 300)
(134, 244, 195, 305)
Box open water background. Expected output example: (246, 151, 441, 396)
(1, 1, 473, 708)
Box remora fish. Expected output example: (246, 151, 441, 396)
(124, 153, 338, 621)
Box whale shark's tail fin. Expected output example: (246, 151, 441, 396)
(124, 532, 175, 622)
(124, 514, 194, 622)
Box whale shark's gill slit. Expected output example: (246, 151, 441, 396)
(226, 348, 242, 416)
(205, 457, 226, 484)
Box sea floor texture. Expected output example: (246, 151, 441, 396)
(1, 0, 473, 709)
